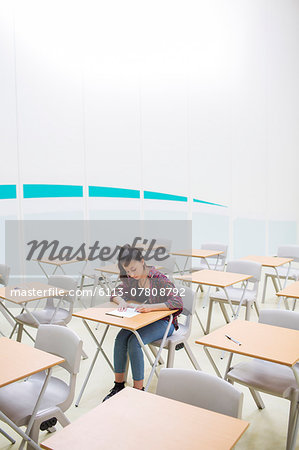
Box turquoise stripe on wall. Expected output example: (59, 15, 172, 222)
(144, 191, 187, 202)
(193, 198, 227, 208)
(23, 184, 83, 198)
(0, 185, 17, 199)
(89, 186, 140, 199)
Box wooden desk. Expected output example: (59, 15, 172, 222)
(171, 249, 224, 274)
(0, 282, 69, 341)
(33, 258, 87, 279)
(196, 319, 299, 367)
(242, 255, 293, 297)
(175, 270, 252, 334)
(276, 280, 299, 310)
(195, 320, 299, 450)
(73, 303, 176, 405)
(41, 387, 249, 450)
(175, 269, 252, 288)
(0, 337, 64, 450)
(242, 255, 293, 268)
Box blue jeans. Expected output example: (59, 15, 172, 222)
(114, 319, 175, 381)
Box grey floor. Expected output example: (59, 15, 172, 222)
(0, 277, 298, 450)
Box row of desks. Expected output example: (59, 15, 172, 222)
(3, 312, 299, 449)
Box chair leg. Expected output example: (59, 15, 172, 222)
(184, 342, 201, 370)
(17, 323, 24, 342)
(292, 299, 297, 312)
(219, 302, 230, 324)
(205, 299, 214, 334)
(287, 392, 299, 450)
(166, 347, 175, 368)
(249, 388, 265, 409)
(195, 310, 206, 335)
(0, 428, 16, 444)
(245, 302, 251, 321)
(289, 405, 299, 450)
(261, 275, 268, 303)
(272, 276, 279, 294)
(149, 345, 164, 366)
(253, 301, 260, 317)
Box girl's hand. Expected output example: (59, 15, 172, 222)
(135, 305, 154, 313)
(117, 299, 128, 311)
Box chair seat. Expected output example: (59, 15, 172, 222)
(150, 324, 189, 347)
(0, 372, 70, 426)
(210, 288, 257, 303)
(227, 359, 299, 398)
(265, 266, 299, 280)
(16, 308, 70, 326)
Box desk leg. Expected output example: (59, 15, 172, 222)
(201, 257, 218, 309)
(142, 315, 173, 392)
(75, 322, 113, 406)
(288, 368, 299, 450)
(37, 261, 49, 279)
(0, 412, 40, 450)
(276, 264, 291, 309)
(203, 347, 222, 378)
(19, 368, 52, 450)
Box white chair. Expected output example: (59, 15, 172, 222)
(149, 286, 202, 369)
(262, 245, 299, 304)
(227, 309, 299, 449)
(11, 275, 77, 342)
(148, 255, 176, 282)
(0, 324, 83, 449)
(78, 261, 108, 307)
(206, 260, 262, 334)
(0, 264, 15, 335)
(156, 368, 243, 418)
(191, 243, 228, 273)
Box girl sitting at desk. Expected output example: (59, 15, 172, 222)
(103, 244, 183, 401)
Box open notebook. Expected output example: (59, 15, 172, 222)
(105, 309, 141, 319)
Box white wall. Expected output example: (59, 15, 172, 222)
(1, 0, 298, 258)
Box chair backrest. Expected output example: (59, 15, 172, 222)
(175, 285, 196, 330)
(201, 243, 228, 266)
(35, 324, 83, 374)
(152, 238, 172, 253)
(259, 309, 299, 331)
(46, 275, 77, 311)
(35, 324, 83, 411)
(226, 260, 262, 292)
(277, 245, 299, 263)
(156, 368, 243, 418)
(155, 255, 176, 274)
(0, 264, 10, 286)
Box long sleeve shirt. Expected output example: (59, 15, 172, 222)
(110, 266, 183, 329)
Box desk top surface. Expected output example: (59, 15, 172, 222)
(196, 319, 299, 367)
(276, 281, 299, 298)
(34, 258, 86, 266)
(241, 255, 293, 267)
(171, 249, 224, 258)
(41, 387, 249, 450)
(175, 269, 252, 287)
(0, 337, 64, 388)
(73, 302, 177, 331)
(0, 282, 69, 304)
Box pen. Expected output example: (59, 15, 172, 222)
(134, 299, 148, 310)
(225, 334, 242, 346)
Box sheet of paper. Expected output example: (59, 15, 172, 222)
(105, 309, 140, 318)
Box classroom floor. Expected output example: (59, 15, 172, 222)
(0, 279, 298, 450)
